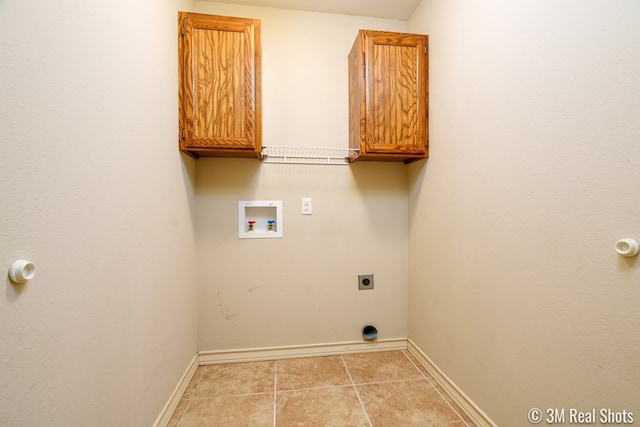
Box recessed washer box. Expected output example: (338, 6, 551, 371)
(238, 201, 283, 239)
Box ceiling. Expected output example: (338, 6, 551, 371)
(206, 0, 422, 21)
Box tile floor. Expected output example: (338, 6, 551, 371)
(168, 350, 476, 427)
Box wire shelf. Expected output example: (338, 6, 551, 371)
(260, 146, 358, 165)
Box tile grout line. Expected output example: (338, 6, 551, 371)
(175, 400, 189, 427)
(276, 378, 426, 394)
(277, 383, 356, 393)
(350, 377, 427, 387)
(340, 355, 373, 427)
(273, 360, 278, 427)
(175, 366, 207, 427)
(401, 351, 471, 427)
(188, 391, 272, 400)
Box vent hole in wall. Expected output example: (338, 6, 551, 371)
(362, 324, 378, 341)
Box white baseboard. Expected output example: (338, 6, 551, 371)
(153, 353, 199, 427)
(198, 338, 408, 365)
(407, 339, 496, 427)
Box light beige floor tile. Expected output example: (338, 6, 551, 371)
(342, 351, 423, 384)
(179, 393, 274, 427)
(423, 379, 477, 426)
(402, 351, 477, 425)
(191, 361, 275, 398)
(168, 352, 477, 426)
(277, 386, 370, 427)
(167, 397, 189, 427)
(357, 379, 467, 426)
(277, 356, 351, 391)
(403, 350, 435, 380)
(181, 366, 207, 400)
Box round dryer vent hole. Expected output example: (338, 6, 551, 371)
(362, 324, 378, 341)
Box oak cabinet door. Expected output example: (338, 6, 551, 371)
(179, 12, 261, 158)
(349, 30, 428, 162)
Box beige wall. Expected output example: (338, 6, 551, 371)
(193, 3, 410, 351)
(5, 0, 637, 424)
(408, 0, 640, 424)
(0, 0, 198, 425)
(196, 160, 408, 349)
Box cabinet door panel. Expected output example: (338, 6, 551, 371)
(179, 12, 261, 157)
(193, 28, 246, 142)
(363, 31, 428, 157)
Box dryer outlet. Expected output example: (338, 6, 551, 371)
(358, 274, 374, 290)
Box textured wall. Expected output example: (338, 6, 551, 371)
(0, 0, 198, 425)
(196, 159, 408, 350)
(408, 0, 640, 424)
(193, 3, 410, 351)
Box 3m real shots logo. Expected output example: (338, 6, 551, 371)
(528, 407, 634, 425)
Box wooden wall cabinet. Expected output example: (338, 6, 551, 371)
(178, 12, 261, 158)
(349, 30, 429, 163)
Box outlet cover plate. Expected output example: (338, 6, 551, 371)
(302, 197, 312, 215)
(358, 274, 374, 290)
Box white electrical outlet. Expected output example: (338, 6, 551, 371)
(302, 197, 312, 215)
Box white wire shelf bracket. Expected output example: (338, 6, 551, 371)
(260, 146, 359, 165)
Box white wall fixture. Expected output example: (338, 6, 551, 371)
(615, 238, 640, 257)
(301, 197, 312, 215)
(8, 259, 36, 284)
(238, 201, 283, 239)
